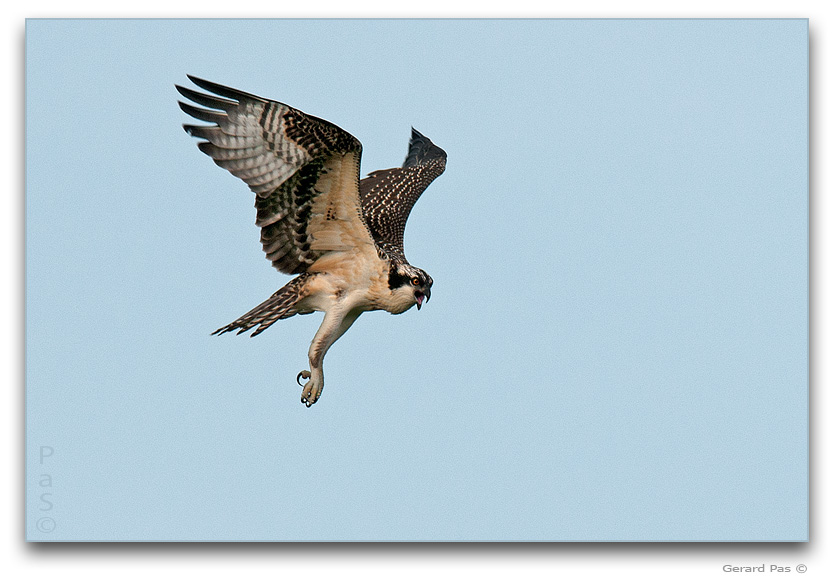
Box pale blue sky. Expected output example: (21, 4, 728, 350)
(26, 19, 807, 541)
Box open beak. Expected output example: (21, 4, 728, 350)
(415, 288, 431, 310)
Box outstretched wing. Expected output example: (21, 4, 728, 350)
(177, 76, 377, 275)
(359, 128, 446, 261)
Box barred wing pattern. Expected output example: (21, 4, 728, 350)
(177, 76, 376, 274)
(359, 129, 447, 261)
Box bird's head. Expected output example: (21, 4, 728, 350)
(388, 263, 433, 312)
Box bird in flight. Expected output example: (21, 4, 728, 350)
(176, 76, 446, 407)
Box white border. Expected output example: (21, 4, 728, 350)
(4, 2, 830, 579)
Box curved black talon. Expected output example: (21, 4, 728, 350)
(296, 370, 311, 386)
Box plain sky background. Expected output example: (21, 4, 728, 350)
(25, 19, 807, 541)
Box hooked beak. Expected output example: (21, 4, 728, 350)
(415, 288, 431, 310)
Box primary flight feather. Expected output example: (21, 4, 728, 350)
(176, 76, 446, 407)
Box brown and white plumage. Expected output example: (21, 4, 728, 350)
(177, 76, 446, 406)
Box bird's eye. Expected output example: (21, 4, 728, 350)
(411, 277, 421, 286)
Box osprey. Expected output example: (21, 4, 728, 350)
(177, 76, 446, 407)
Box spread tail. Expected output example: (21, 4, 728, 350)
(213, 273, 312, 337)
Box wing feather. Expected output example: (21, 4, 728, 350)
(177, 76, 377, 274)
(359, 128, 446, 261)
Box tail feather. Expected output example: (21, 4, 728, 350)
(213, 273, 312, 337)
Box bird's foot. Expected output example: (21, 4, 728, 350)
(296, 370, 323, 407)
